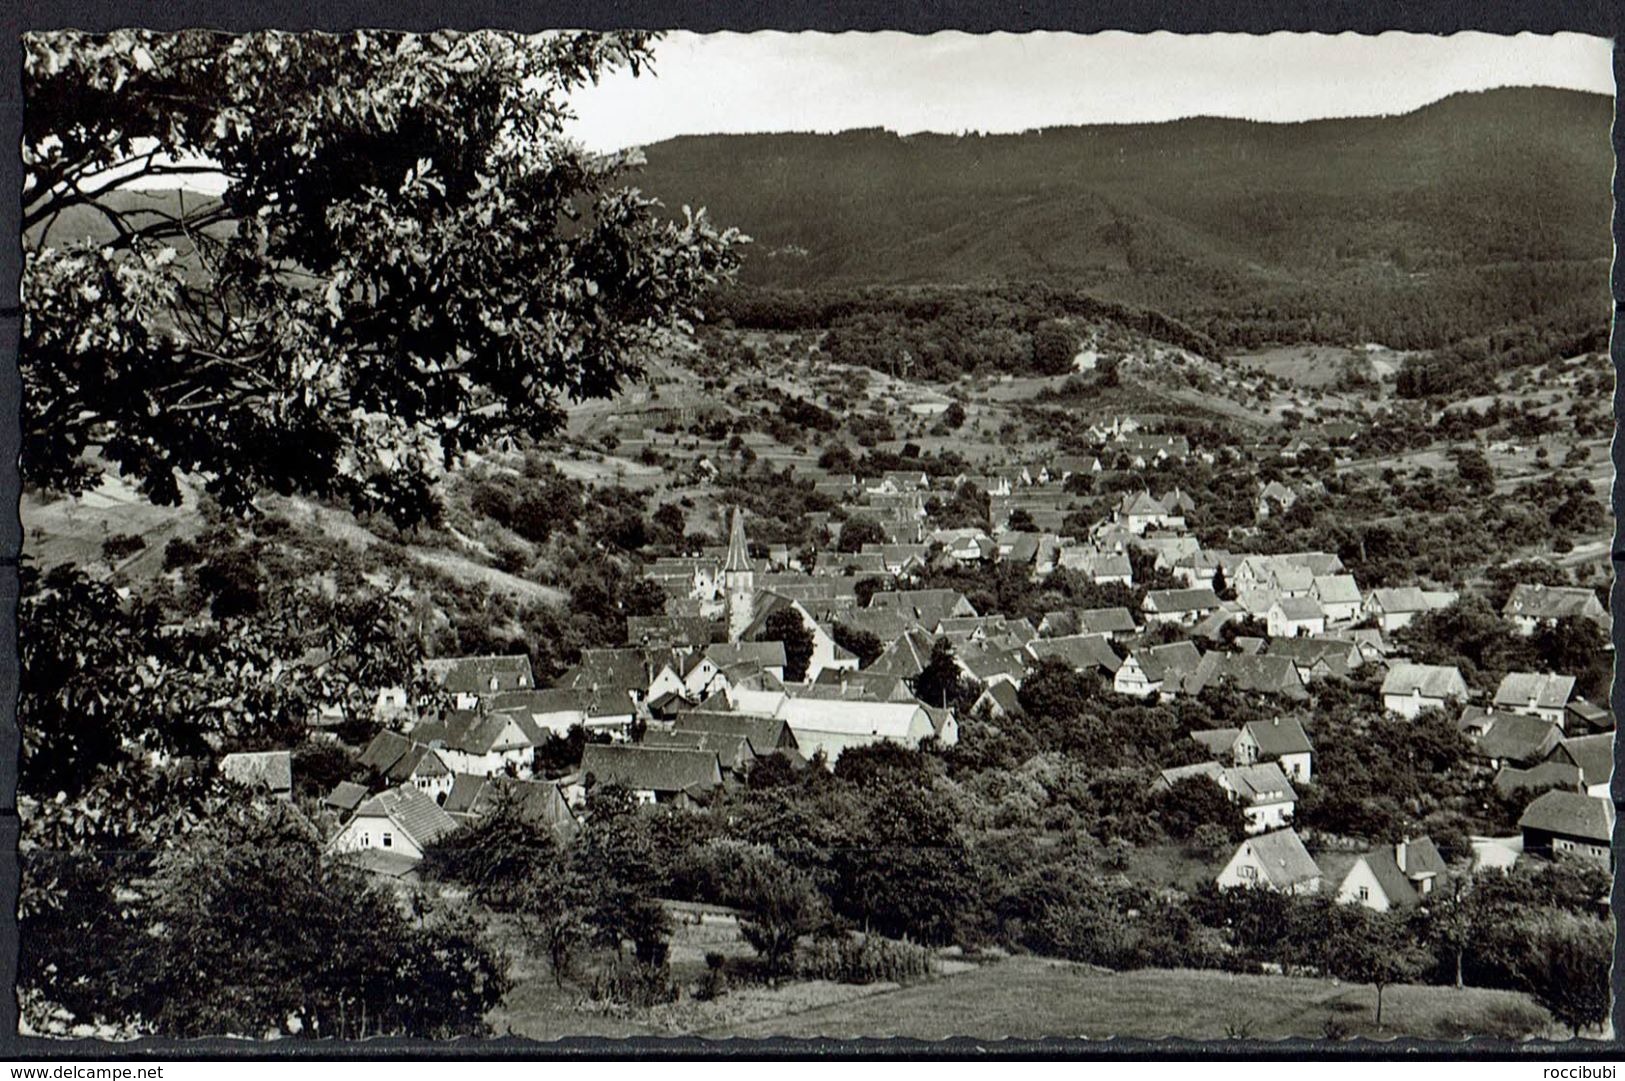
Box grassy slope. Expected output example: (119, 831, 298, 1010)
(710, 956, 1560, 1042)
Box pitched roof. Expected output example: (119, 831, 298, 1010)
(976, 680, 1024, 716)
(1078, 607, 1137, 634)
(1025, 634, 1122, 674)
(348, 784, 459, 849)
(1241, 717, 1313, 757)
(1518, 789, 1615, 843)
(1551, 732, 1613, 787)
(706, 640, 787, 670)
(423, 654, 534, 695)
(1493, 761, 1584, 799)
(1224, 762, 1298, 806)
(442, 772, 488, 815)
(1312, 575, 1363, 605)
(563, 648, 650, 693)
(324, 780, 370, 812)
(1503, 584, 1607, 622)
(646, 727, 757, 768)
(778, 698, 932, 738)
(1368, 587, 1431, 614)
(1119, 490, 1169, 516)
(1382, 663, 1467, 700)
(1357, 838, 1446, 908)
(580, 744, 725, 795)
(1457, 709, 1562, 764)
(1238, 829, 1322, 890)
(673, 710, 799, 754)
(359, 730, 416, 776)
(412, 710, 532, 755)
(1271, 596, 1325, 621)
(1492, 672, 1577, 712)
(1190, 727, 1242, 756)
(219, 750, 293, 793)
(1135, 640, 1204, 682)
(1144, 587, 1222, 614)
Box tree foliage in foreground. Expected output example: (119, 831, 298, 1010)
(24, 29, 742, 524)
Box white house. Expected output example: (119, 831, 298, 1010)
(328, 784, 459, 864)
(1265, 596, 1326, 638)
(1310, 575, 1363, 624)
(411, 712, 535, 779)
(1217, 829, 1322, 895)
(1491, 672, 1577, 726)
(1337, 837, 1448, 912)
(1381, 663, 1468, 719)
(1141, 587, 1222, 628)
(1233, 717, 1314, 783)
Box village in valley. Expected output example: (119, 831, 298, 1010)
(17, 29, 1617, 1048)
(170, 320, 1614, 1040)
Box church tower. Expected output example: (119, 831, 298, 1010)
(723, 507, 756, 643)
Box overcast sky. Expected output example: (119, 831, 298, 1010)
(563, 31, 1614, 152)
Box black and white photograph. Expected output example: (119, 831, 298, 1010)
(15, 26, 1618, 1046)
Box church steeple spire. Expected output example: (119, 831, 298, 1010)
(724, 506, 751, 573)
(723, 507, 755, 643)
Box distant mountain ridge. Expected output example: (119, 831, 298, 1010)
(631, 87, 1612, 349)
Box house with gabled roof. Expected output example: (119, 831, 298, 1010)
(1518, 790, 1614, 866)
(1492, 672, 1576, 726)
(1457, 708, 1562, 768)
(865, 627, 940, 681)
(1142, 587, 1222, 627)
(1363, 588, 1455, 633)
(411, 710, 534, 780)
(807, 668, 917, 703)
(1546, 733, 1613, 797)
(329, 783, 460, 865)
(1311, 575, 1363, 623)
(1255, 481, 1297, 520)
(219, 750, 293, 801)
(1502, 584, 1610, 637)
(1266, 596, 1326, 638)
(866, 588, 978, 626)
(1114, 641, 1204, 699)
(1059, 549, 1134, 587)
(1154, 760, 1297, 833)
(1381, 663, 1468, 719)
(1264, 636, 1361, 682)
(1184, 652, 1310, 702)
(423, 654, 535, 709)
(1115, 490, 1173, 535)
(323, 780, 370, 815)
(1493, 760, 1584, 800)
(1217, 829, 1322, 894)
(1024, 635, 1122, 676)
(1234, 717, 1314, 782)
(673, 710, 801, 757)
(1337, 837, 1449, 911)
(972, 680, 1024, 721)
(579, 744, 725, 807)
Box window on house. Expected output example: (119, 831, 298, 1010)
(382, 832, 393, 849)
(1238, 865, 1257, 880)
(1357, 886, 1369, 901)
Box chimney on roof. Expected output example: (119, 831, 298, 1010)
(1396, 837, 1408, 873)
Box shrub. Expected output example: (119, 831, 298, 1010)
(796, 934, 935, 985)
(589, 957, 679, 1007)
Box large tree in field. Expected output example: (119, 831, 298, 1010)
(24, 29, 741, 525)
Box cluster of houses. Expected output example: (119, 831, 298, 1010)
(240, 427, 1613, 904)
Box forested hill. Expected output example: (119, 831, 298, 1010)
(634, 87, 1612, 350)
